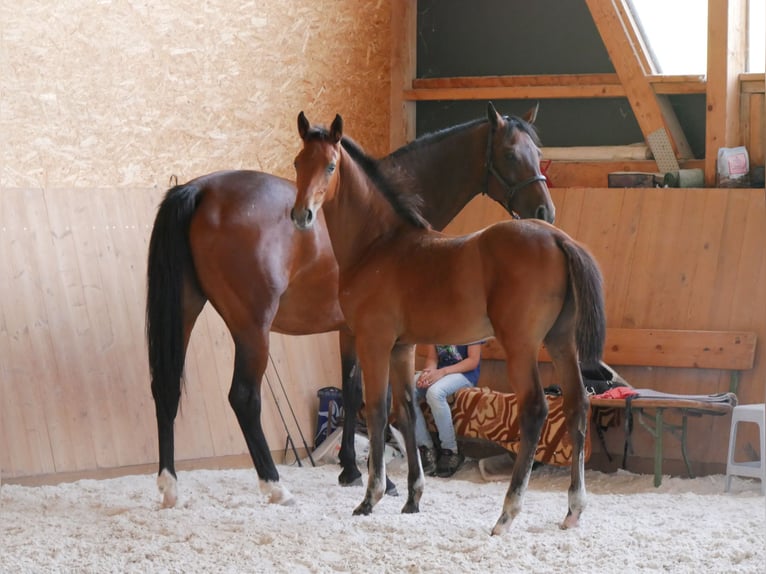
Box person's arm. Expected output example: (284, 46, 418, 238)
(416, 346, 439, 388)
(436, 344, 481, 377)
(418, 344, 481, 387)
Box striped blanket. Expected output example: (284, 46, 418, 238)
(424, 386, 592, 467)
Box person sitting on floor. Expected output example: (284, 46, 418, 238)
(414, 343, 482, 477)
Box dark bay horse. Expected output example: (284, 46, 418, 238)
(290, 113, 605, 534)
(146, 103, 553, 508)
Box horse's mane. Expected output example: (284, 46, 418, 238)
(388, 114, 541, 160)
(339, 136, 430, 229)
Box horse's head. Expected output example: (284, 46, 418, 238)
(291, 111, 343, 230)
(484, 102, 555, 223)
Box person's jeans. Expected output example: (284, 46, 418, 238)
(413, 372, 472, 452)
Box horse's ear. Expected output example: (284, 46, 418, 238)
(330, 114, 343, 144)
(523, 102, 539, 125)
(487, 101, 503, 129)
(298, 111, 310, 140)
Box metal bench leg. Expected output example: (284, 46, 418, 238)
(680, 413, 694, 478)
(654, 408, 664, 487)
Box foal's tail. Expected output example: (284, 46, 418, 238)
(555, 235, 606, 367)
(146, 183, 205, 420)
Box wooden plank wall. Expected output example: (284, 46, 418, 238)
(0, 187, 344, 481)
(445, 187, 765, 471)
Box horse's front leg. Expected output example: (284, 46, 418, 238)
(338, 328, 363, 487)
(352, 346, 391, 516)
(389, 343, 423, 514)
(229, 335, 294, 506)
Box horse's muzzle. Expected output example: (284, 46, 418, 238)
(290, 207, 314, 230)
(537, 204, 555, 224)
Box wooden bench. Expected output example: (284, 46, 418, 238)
(480, 328, 757, 486)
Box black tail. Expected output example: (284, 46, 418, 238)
(555, 235, 606, 367)
(146, 183, 203, 419)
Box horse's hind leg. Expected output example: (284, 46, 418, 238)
(389, 344, 422, 514)
(491, 346, 548, 536)
(547, 341, 589, 529)
(337, 329, 363, 487)
(155, 279, 205, 508)
(229, 331, 293, 506)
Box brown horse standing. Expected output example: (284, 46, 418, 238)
(290, 113, 605, 534)
(145, 103, 552, 508)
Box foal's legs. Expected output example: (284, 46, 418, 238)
(338, 329, 399, 495)
(389, 343, 423, 514)
(229, 327, 293, 505)
(352, 341, 392, 515)
(548, 341, 589, 529)
(491, 345, 548, 536)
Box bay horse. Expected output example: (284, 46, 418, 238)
(146, 102, 554, 509)
(290, 113, 605, 534)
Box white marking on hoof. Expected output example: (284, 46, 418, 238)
(560, 512, 581, 530)
(259, 480, 295, 506)
(157, 469, 177, 508)
(491, 513, 511, 536)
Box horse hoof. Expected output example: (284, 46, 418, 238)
(401, 502, 419, 514)
(260, 480, 295, 506)
(352, 502, 373, 516)
(560, 513, 580, 529)
(385, 483, 399, 497)
(491, 513, 511, 536)
(338, 470, 363, 487)
(157, 469, 177, 509)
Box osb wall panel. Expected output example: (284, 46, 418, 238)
(1, 0, 392, 188)
(1, 0, 391, 480)
(446, 188, 765, 468)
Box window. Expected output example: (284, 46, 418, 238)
(628, 0, 764, 74)
(628, 0, 708, 75)
(749, 0, 764, 72)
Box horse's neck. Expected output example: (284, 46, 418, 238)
(324, 152, 401, 272)
(382, 122, 488, 231)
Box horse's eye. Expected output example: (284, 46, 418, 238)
(327, 163, 336, 174)
(505, 152, 517, 163)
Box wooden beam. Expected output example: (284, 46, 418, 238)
(585, 0, 693, 165)
(389, 0, 417, 150)
(705, 0, 748, 185)
(412, 74, 621, 88)
(405, 74, 706, 101)
(741, 76, 766, 93)
(404, 84, 625, 101)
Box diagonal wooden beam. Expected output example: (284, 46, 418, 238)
(585, 0, 693, 167)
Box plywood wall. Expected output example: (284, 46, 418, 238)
(446, 187, 765, 470)
(1, 0, 392, 481)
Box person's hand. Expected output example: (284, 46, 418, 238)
(417, 368, 433, 388)
(417, 368, 443, 388)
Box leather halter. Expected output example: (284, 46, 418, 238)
(483, 121, 547, 216)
